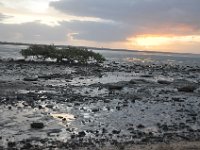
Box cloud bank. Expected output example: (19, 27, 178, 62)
(0, 0, 200, 53)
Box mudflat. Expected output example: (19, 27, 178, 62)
(0, 60, 200, 149)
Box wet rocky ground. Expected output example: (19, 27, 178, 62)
(0, 60, 200, 149)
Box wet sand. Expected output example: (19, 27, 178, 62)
(0, 60, 200, 149)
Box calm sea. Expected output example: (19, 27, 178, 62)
(0, 44, 200, 65)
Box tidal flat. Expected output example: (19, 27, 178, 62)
(0, 59, 200, 149)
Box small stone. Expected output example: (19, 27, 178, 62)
(140, 74, 153, 78)
(38, 105, 43, 109)
(78, 131, 86, 137)
(92, 108, 99, 113)
(112, 130, 121, 134)
(129, 79, 137, 84)
(116, 106, 121, 111)
(7, 142, 16, 147)
(178, 85, 197, 92)
(137, 124, 145, 129)
(107, 84, 124, 90)
(102, 128, 107, 134)
(30, 122, 44, 129)
(157, 80, 171, 85)
(23, 77, 38, 82)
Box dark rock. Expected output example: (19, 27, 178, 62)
(23, 77, 38, 82)
(188, 112, 197, 117)
(107, 84, 124, 90)
(137, 124, 145, 129)
(47, 129, 62, 135)
(78, 131, 86, 137)
(45, 104, 54, 109)
(66, 128, 73, 132)
(22, 143, 32, 149)
(30, 122, 44, 129)
(129, 79, 137, 84)
(157, 80, 171, 85)
(140, 74, 153, 78)
(92, 108, 100, 113)
(116, 106, 121, 111)
(102, 128, 107, 134)
(7, 142, 16, 147)
(172, 97, 184, 102)
(112, 130, 121, 134)
(38, 75, 52, 80)
(71, 134, 76, 139)
(38, 105, 43, 109)
(179, 123, 187, 129)
(16, 59, 25, 62)
(161, 124, 169, 131)
(57, 116, 63, 119)
(178, 85, 197, 92)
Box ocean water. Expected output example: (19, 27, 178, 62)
(0, 44, 200, 65)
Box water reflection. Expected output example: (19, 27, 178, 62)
(51, 113, 75, 122)
(125, 57, 153, 63)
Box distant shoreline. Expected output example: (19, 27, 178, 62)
(0, 41, 198, 56)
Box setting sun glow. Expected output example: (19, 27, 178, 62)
(129, 35, 200, 48)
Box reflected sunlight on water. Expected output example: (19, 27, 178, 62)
(51, 113, 75, 122)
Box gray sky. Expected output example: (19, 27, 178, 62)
(0, 0, 200, 53)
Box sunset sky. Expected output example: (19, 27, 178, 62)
(0, 0, 200, 53)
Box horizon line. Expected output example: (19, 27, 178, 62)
(0, 41, 199, 56)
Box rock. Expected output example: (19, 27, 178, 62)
(130, 79, 150, 84)
(102, 128, 107, 134)
(137, 124, 145, 129)
(129, 79, 137, 84)
(7, 142, 16, 147)
(24, 77, 38, 82)
(107, 84, 124, 90)
(112, 130, 121, 134)
(30, 122, 44, 129)
(78, 131, 86, 137)
(38, 105, 43, 109)
(39, 74, 63, 80)
(16, 59, 25, 62)
(157, 80, 171, 85)
(38, 75, 52, 80)
(22, 143, 32, 149)
(161, 124, 169, 131)
(92, 108, 100, 113)
(172, 97, 184, 102)
(140, 74, 153, 78)
(116, 106, 121, 111)
(47, 129, 62, 135)
(45, 104, 54, 109)
(178, 85, 197, 92)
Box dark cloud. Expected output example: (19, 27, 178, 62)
(0, 21, 130, 43)
(64, 21, 131, 42)
(51, 0, 200, 35)
(0, 22, 68, 43)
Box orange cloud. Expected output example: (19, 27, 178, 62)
(127, 34, 200, 53)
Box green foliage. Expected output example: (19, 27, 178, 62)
(20, 44, 106, 64)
